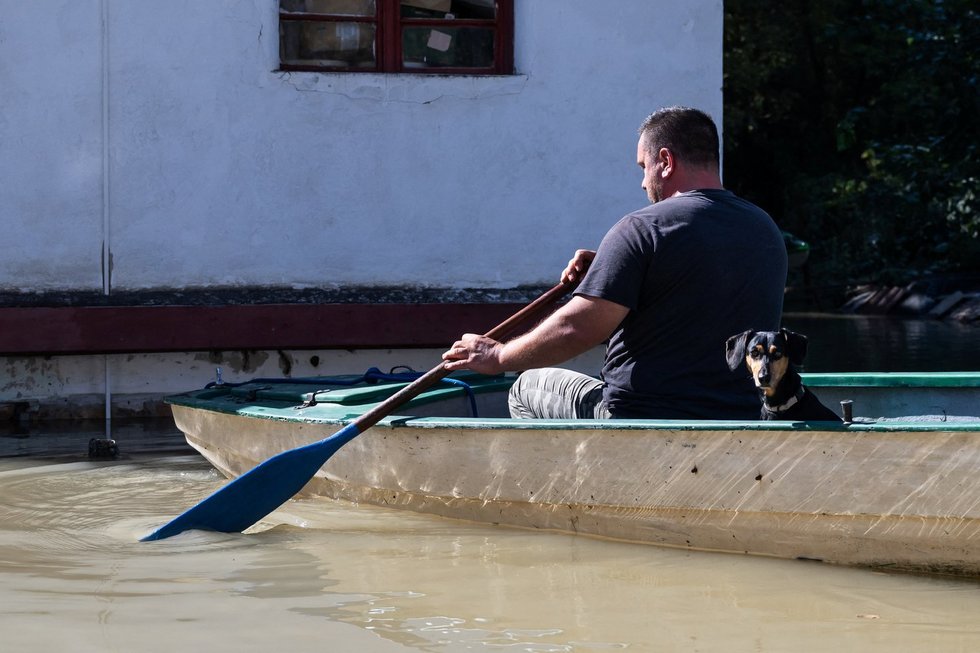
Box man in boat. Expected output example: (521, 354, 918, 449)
(443, 106, 787, 419)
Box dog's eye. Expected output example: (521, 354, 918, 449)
(749, 350, 762, 359)
(771, 352, 783, 360)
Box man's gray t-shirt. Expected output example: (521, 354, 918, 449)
(576, 189, 787, 419)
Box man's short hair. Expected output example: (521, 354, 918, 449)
(638, 107, 720, 169)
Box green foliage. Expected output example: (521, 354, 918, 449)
(724, 0, 979, 285)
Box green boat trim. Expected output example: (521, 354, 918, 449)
(803, 371, 980, 387)
(165, 371, 980, 432)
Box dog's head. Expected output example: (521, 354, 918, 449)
(725, 328, 808, 395)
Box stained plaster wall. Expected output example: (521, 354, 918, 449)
(0, 0, 722, 417)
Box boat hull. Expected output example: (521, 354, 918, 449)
(170, 376, 980, 577)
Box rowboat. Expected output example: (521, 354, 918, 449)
(166, 370, 980, 577)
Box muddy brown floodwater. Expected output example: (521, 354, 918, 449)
(1, 418, 979, 653)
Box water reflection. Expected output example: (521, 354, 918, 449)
(0, 418, 194, 460)
(782, 313, 980, 372)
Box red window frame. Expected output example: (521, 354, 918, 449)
(279, 0, 514, 75)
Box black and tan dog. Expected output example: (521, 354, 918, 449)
(726, 328, 842, 421)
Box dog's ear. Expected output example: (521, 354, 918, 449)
(725, 330, 753, 371)
(780, 328, 808, 366)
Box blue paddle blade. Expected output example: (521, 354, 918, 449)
(141, 423, 362, 541)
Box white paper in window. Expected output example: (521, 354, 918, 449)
(426, 30, 452, 52)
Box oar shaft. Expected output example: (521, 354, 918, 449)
(355, 281, 576, 431)
(482, 281, 578, 341)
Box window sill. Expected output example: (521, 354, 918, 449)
(273, 69, 528, 102)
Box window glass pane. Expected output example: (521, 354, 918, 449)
(451, 0, 496, 20)
(280, 20, 377, 68)
(402, 26, 494, 69)
(281, 0, 376, 17)
(400, 0, 495, 20)
(401, 0, 450, 18)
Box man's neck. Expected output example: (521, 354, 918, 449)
(668, 167, 723, 197)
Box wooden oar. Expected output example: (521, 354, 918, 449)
(141, 281, 576, 541)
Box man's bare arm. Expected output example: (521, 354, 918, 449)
(441, 294, 628, 374)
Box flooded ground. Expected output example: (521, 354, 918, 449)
(2, 314, 979, 652)
(2, 420, 980, 653)
(782, 312, 980, 372)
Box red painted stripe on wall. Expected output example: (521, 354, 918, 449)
(0, 304, 527, 355)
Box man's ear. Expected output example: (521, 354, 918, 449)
(725, 330, 753, 371)
(658, 147, 675, 179)
(780, 328, 808, 366)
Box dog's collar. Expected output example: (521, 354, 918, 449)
(763, 385, 806, 414)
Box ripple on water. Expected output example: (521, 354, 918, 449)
(0, 455, 268, 553)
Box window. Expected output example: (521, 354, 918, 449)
(279, 0, 513, 75)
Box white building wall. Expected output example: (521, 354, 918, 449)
(2, 0, 723, 293)
(0, 0, 722, 417)
(2, 2, 106, 291)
